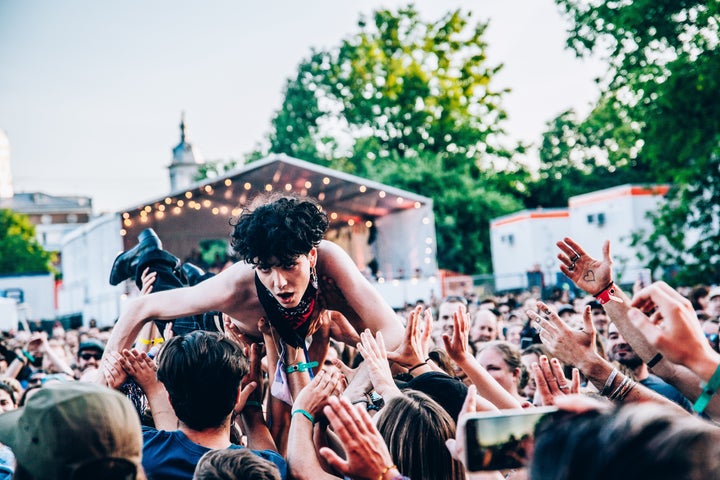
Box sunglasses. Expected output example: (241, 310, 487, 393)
(443, 296, 469, 306)
(79, 352, 102, 361)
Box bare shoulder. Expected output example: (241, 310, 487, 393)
(316, 240, 356, 273)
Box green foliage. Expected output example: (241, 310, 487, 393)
(0, 209, 55, 274)
(549, 0, 720, 284)
(258, 6, 529, 273)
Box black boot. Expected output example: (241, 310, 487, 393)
(135, 249, 181, 291)
(109, 228, 163, 285)
(180, 261, 213, 286)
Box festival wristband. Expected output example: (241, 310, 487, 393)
(291, 409, 315, 424)
(594, 281, 622, 305)
(21, 349, 35, 363)
(286, 361, 319, 374)
(693, 362, 720, 414)
(646, 353, 663, 368)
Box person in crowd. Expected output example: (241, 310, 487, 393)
(470, 309, 500, 350)
(432, 296, 469, 347)
(193, 449, 281, 480)
(531, 402, 720, 479)
(75, 338, 105, 379)
(689, 284, 710, 315)
(0, 381, 146, 479)
(520, 343, 553, 402)
(0, 384, 16, 414)
(586, 300, 610, 338)
(441, 306, 524, 410)
(504, 322, 524, 347)
(137, 330, 287, 479)
(702, 317, 720, 352)
(104, 194, 403, 393)
(605, 322, 693, 411)
(709, 286, 720, 319)
(475, 340, 528, 404)
(554, 237, 720, 419)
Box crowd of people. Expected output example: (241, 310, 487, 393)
(0, 194, 719, 479)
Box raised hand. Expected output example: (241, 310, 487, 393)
(139, 267, 157, 295)
(528, 301, 596, 370)
(319, 396, 400, 480)
(386, 306, 430, 368)
(442, 305, 472, 364)
(629, 281, 720, 377)
(118, 348, 158, 390)
(355, 329, 402, 400)
(557, 237, 613, 296)
(532, 355, 580, 406)
(102, 351, 129, 389)
(293, 369, 345, 421)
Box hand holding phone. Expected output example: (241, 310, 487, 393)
(464, 406, 558, 472)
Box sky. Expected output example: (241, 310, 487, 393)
(0, 1, 606, 214)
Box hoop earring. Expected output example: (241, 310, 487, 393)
(310, 266, 318, 290)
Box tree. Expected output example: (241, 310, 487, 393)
(262, 6, 529, 273)
(0, 209, 55, 275)
(547, 0, 720, 285)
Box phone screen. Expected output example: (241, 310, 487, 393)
(464, 406, 558, 472)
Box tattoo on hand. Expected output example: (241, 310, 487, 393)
(584, 270, 596, 282)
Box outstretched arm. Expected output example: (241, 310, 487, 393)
(530, 301, 688, 414)
(103, 264, 256, 368)
(556, 237, 720, 417)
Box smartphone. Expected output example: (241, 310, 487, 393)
(464, 406, 558, 472)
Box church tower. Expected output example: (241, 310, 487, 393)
(0, 128, 13, 199)
(168, 113, 205, 192)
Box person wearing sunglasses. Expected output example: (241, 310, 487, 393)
(75, 339, 105, 379)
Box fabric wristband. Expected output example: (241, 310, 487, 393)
(646, 353, 663, 368)
(693, 362, 720, 414)
(244, 400, 263, 409)
(594, 282, 622, 305)
(286, 361, 318, 374)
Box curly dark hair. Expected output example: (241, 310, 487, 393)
(230, 194, 329, 266)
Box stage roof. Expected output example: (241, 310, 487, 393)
(117, 154, 433, 257)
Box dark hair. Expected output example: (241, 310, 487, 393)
(531, 403, 720, 480)
(157, 331, 249, 430)
(230, 194, 328, 267)
(376, 390, 464, 480)
(0, 382, 16, 406)
(194, 449, 280, 480)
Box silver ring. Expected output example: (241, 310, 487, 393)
(559, 385, 570, 390)
(570, 254, 580, 263)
